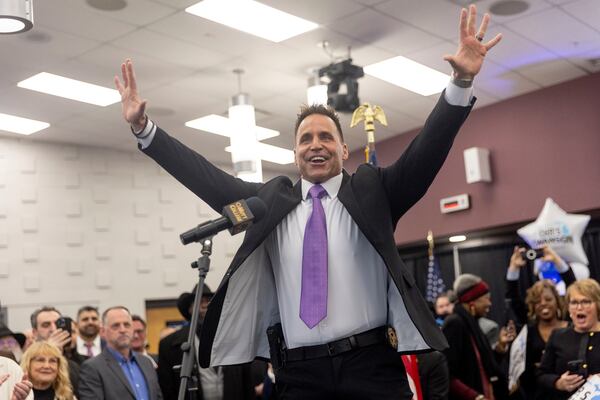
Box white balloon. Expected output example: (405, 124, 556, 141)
(570, 262, 590, 280)
(518, 198, 590, 264)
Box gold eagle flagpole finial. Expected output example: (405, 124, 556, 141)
(350, 103, 387, 166)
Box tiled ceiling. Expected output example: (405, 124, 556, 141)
(0, 0, 598, 175)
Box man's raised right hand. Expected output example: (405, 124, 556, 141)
(114, 59, 148, 132)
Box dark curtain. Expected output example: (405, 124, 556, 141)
(583, 227, 600, 280)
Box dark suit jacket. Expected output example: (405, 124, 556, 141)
(79, 347, 162, 400)
(142, 93, 473, 367)
(157, 326, 255, 400)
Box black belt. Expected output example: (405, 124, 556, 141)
(284, 326, 388, 362)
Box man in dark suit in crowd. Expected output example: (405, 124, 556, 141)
(79, 306, 162, 400)
(115, 5, 501, 399)
(158, 285, 255, 400)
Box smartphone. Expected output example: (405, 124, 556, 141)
(56, 316, 73, 335)
(566, 359, 583, 374)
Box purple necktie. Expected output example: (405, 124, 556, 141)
(300, 184, 328, 329)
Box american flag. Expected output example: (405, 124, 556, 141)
(425, 254, 446, 303)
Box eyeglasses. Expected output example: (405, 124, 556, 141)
(568, 299, 594, 308)
(31, 356, 59, 365)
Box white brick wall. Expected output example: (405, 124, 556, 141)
(0, 136, 291, 331)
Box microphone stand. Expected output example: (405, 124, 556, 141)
(177, 237, 213, 400)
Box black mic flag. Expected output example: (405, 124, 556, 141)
(179, 197, 267, 245)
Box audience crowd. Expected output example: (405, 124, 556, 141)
(0, 244, 598, 399)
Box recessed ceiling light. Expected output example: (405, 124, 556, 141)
(225, 142, 294, 165)
(185, 114, 279, 141)
(364, 56, 450, 96)
(185, 0, 318, 42)
(17, 72, 120, 106)
(0, 113, 49, 135)
(449, 235, 467, 243)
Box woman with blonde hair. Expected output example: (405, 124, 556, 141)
(20, 341, 75, 400)
(538, 278, 600, 400)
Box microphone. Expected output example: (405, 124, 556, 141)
(180, 197, 267, 245)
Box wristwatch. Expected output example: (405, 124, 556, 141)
(452, 75, 474, 88)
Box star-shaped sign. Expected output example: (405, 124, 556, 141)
(518, 198, 590, 265)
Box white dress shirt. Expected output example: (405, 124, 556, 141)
(265, 174, 389, 348)
(76, 335, 102, 357)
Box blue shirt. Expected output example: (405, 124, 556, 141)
(107, 347, 150, 400)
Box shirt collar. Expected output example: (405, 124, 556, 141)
(106, 346, 134, 363)
(301, 173, 343, 200)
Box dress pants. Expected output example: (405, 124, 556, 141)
(275, 343, 413, 400)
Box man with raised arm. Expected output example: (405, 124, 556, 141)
(115, 6, 501, 399)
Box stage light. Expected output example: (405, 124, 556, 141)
(0, 0, 33, 34)
(318, 59, 364, 113)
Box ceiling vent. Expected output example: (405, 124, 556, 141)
(86, 0, 127, 11)
(489, 0, 529, 16)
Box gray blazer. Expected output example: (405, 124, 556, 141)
(79, 348, 163, 400)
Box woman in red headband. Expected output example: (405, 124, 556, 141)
(443, 274, 515, 400)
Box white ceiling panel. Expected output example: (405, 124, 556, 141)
(476, 71, 542, 99)
(151, 0, 198, 9)
(568, 47, 600, 73)
(561, 0, 600, 31)
(0, 86, 98, 123)
(328, 9, 444, 55)
(34, 0, 137, 42)
(260, 0, 364, 25)
(374, 0, 462, 41)
(404, 41, 463, 76)
(506, 7, 600, 57)
(111, 28, 232, 70)
(471, 88, 501, 109)
(516, 58, 586, 86)
(83, 0, 177, 26)
(148, 11, 277, 58)
(485, 27, 557, 69)
(75, 45, 195, 90)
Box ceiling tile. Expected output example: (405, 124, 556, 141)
(374, 0, 461, 41)
(476, 71, 542, 99)
(568, 47, 600, 73)
(516, 59, 587, 86)
(506, 7, 600, 57)
(259, 0, 365, 25)
(561, 0, 600, 31)
(484, 27, 558, 69)
(75, 45, 195, 90)
(83, 0, 177, 25)
(148, 11, 278, 58)
(476, 0, 553, 23)
(328, 9, 444, 55)
(34, 0, 136, 41)
(111, 28, 231, 70)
